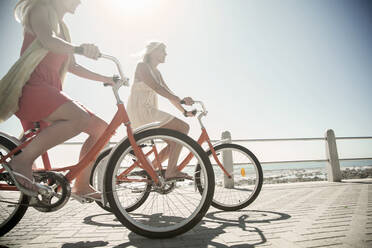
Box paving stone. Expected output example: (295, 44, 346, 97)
(0, 180, 371, 248)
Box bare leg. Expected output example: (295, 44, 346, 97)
(10, 102, 92, 190)
(159, 118, 190, 179)
(19, 133, 37, 170)
(72, 115, 108, 195)
(152, 143, 170, 170)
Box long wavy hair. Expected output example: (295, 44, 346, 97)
(143, 41, 166, 63)
(14, 0, 50, 29)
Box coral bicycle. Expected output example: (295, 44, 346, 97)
(185, 101, 263, 211)
(91, 100, 262, 212)
(0, 54, 214, 238)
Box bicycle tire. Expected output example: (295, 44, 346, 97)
(0, 136, 30, 236)
(104, 128, 214, 238)
(90, 148, 151, 212)
(196, 143, 263, 211)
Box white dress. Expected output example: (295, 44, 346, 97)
(127, 65, 174, 129)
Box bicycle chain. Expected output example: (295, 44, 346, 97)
(0, 198, 49, 208)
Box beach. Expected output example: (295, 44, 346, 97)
(263, 166, 372, 184)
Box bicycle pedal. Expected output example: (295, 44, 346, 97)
(0, 172, 15, 185)
(165, 178, 185, 182)
(129, 170, 149, 177)
(70, 194, 94, 204)
(29, 197, 49, 209)
(131, 189, 144, 193)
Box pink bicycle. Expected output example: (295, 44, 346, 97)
(0, 54, 215, 238)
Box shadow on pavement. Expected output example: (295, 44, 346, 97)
(79, 209, 290, 248)
(342, 179, 372, 184)
(83, 213, 121, 227)
(61, 241, 109, 248)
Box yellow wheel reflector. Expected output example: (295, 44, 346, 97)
(241, 168, 246, 177)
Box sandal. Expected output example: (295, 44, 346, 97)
(165, 172, 193, 181)
(71, 191, 102, 204)
(2, 163, 51, 197)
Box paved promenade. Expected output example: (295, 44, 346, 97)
(0, 179, 371, 248)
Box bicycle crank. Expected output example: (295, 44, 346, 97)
(32, 171, 71, 212)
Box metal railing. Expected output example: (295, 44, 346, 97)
(220, 136, 372, 164)
(63, 135, 372, 164)
(62, 130, 372, 182)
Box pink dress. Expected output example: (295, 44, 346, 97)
(15, 32, 91, 131)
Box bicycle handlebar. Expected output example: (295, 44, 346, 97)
(74, 47, 130, 88)
(180, 100, 208, 124)
(193, 101, 207, 113)
(180, 100, 207, 113)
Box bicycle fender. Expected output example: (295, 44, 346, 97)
(107, 122, 162, 159)
(101, 122, 162, 203)
(0, 132, 21, 146)
(212, 138, 231, 147)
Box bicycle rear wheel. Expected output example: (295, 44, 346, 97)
(0, 136, 29, 236)
(90, 148, 113, 212)
(104, 128, 214, 238)
(90, 147, 151, 212)
(197, 143, 263, 211)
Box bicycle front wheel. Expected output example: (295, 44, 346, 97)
(0, 136, 29, 236)
(199, 143, 263, 211)
(104, 128, 214, 238)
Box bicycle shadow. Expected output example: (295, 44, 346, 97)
(61, 241, 109, 248)
(79, 209, 291, 248)
(83, 212, 121, 227)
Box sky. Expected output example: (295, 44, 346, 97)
(0, 0, 371, 164)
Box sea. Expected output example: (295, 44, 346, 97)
(261, 159, 372, 171)
(207, 159, 372, 183)
(260, 159, 372, 182)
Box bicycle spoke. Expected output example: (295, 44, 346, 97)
(105, 129, 214, 238)
(205, 144, 263, 211)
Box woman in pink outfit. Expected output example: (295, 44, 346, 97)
(10, 0, 115, 198)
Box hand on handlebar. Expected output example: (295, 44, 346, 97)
(73, 51, 130, 89)
(181, 97, 194, 106)
(102, 75, 116, 87)
(184, 110, 197, 117)
(75, 44, 101, 60)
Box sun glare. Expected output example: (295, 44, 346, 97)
(112, 0, 154, 12)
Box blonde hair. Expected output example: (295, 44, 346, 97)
(143, 41, 166, 63)
(14, 0, 59, 33)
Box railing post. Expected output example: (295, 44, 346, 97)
(222, 131, 234, 188)
(325, 129, 342, 182)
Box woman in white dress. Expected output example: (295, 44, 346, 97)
(127, 42, 195, 179)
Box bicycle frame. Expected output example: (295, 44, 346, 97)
(178, 127, 232, 178)
(0, 54, 160, 192)
(114, 101, 233, 181)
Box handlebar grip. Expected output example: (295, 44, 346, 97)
(74, 46, 84, 55)
(74, 46, 102, 58)
(113, 75, 120, 83)
(103, 75, 120, 87)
